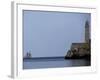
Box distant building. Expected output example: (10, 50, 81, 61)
(25, 51, 32, 58)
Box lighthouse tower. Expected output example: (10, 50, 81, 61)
(85, 21, 90, 43)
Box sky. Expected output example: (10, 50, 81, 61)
(23, 10, 90, 58)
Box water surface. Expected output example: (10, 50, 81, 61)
(23, 57, 90, 69)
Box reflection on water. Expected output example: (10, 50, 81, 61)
(23, 57, 90, 69)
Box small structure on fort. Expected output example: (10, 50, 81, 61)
(65, 21, 91, 59)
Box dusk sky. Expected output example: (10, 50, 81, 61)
(23, 10, 90, 58)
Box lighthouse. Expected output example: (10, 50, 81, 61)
(85, 21, 90, 43)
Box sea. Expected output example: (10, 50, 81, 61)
(23, 57, 90, 69)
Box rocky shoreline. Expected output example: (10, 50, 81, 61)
(64, 54, 90, 60)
